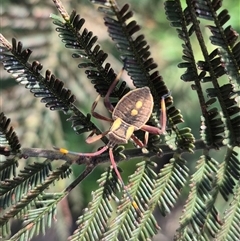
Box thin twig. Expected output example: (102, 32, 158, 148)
(65, 165, 95, 192)
(1, 139, 218, 167)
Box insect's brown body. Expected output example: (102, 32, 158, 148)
(108, 87, 154, 146)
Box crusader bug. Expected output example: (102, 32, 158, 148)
(56, 71, 169, 213)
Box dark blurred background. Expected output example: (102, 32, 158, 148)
(1, 0, 239, 240)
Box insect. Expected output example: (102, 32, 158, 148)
(55, 70, 169, 213)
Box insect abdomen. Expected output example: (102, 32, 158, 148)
(113, 87, 153, 129)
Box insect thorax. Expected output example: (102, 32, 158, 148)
(108, 118, 135, 147)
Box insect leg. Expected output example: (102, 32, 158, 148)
(104, 67, 125, 112)
(140, 92, 170, 135)
(86, 130, 110, 144)
(131, 134, 144, 147)
(130, 133, 149, 147)
(91, 94, 112, 122)
(141, 124, 163, 135)
(109, 147, 140, 214)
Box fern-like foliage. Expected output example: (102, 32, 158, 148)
(0, 35, 104, 138)
(165, 0, 240, 150)
(0, 38, 76, 113)
(95, 1, 168, 103)
(0, 111, 72, 239)
(51, 10, 129, 98)
(0, 112, 21, 155)
(0, 160, 71, 239)
(0, 160, 52, 209)
(176, 155, 219, 240)
(0, 112, 20, 181)
(104, 160, 160, 240)
(9, 192, 61, 241)
(164, 0, 240, 240)
(215, 180, 240, 241)
(69, 167, 118, 240)
(0, 0, 240, 240)
(154, 156, 189, 216)
(217, 148, 240, 201)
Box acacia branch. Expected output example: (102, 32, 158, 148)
(2, 139, 217, 166)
